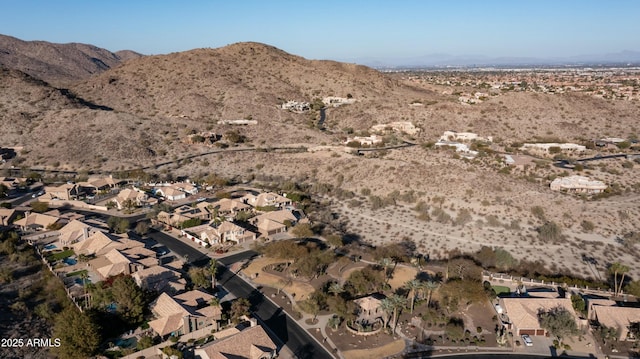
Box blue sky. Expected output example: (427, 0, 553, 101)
(2, 0, 639, 62)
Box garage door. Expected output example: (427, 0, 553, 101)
(519, 329, 536, 336)
(535, 329, 546, 336)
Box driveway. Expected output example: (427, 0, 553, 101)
(513, 335, 555, 356)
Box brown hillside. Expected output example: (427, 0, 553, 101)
(71, 42, 416, 123)
(0, 34, 143, 86)
(1, 39, 639, 283)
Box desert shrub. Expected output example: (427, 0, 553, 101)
(531, 206, 546, 221)
(454, 209, 472, 226)
(537, 221, 562, 242)
(580, 220, 595, 232)
(432, 208, 452, 224)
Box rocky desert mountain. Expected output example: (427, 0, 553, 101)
(1, 35, 639, 280)
(0, 34, 142, 86)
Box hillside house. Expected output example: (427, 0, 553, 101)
(550, 175, 607, 194)
(323, 96, 355, 107)
(371, 121, 420, 135)
(281, 100, 310, 112)
(217, 119, 258, 125)
(439, 130, 492, 143)
(522, 143, 586, 154)
(434, 141, 479, 157)
(345, 135, 383, 147)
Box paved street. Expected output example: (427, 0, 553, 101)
(217, 265, 333, 359)
(145, 230, 333, 358)
(146, 228, 209, 264)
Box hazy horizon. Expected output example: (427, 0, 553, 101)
(2, 0, 640, 66)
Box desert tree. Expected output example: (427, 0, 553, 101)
(538, 306, 578, 346)
(231, 298, 251, 323)
(328, 282, 344, 297)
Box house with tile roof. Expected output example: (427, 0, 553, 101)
(244, 192, 291, 209)
(0, 207, 17, 227)
(58, 219, 98, 246)
(194, 323, 278, 359)
(591, 305, 640, 341)
(500, 297, 581, 336)
(88, 248, 143, 280)
(155, 186, 187, 201)
(250, 210, 297, 237)
(148, 290, 222, 338)
(132, 265, 186, 294)
(72, 231, 122, 256)
(183, 221, 256, 246)
(212, 198, 252, 218)
(13, 212, 60, 232)
(114, 188, 154, 209)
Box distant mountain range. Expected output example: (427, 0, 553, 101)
(0, 34, 143, 86)
(349, 50, 640, 69)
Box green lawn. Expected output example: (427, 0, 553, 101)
(46, 249, 75, 262)
(66, 269, 88, 277)
(492, 285, 511, 296)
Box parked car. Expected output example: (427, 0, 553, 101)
(521, 334, 533, 347)
(495, 303, 504, 314)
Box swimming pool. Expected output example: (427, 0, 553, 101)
(63, 257, 77, 265)
(114, 337, 136, 348)
(44, 244, 57, 250)
(74, 277, 92, 285)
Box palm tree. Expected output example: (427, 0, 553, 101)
(380, 297, 395, 329)
(209, 259, 218, 289)
(389, 294, 407, 333)
(80, 271, 89, 308)
(423, 280, 439, 307)
(404, 279, 422, 313)
(379, 257, 393, 283)
(609, 262, 630, 297)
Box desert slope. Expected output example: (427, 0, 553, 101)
(0, 34, 143, 86)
